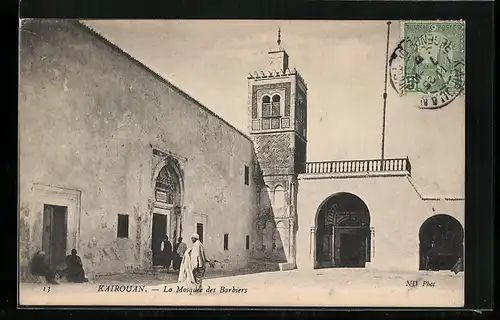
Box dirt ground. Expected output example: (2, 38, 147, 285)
(19, 268, 464, 307)
(90, 261, 281, 285)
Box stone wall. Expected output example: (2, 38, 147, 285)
(19, 20, 259, 279)
(295, 175, 464, 272)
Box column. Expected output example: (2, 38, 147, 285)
(289, 218, 296, 266)
(366, 227, 375, 268)
(289, 180, 297, 266)
(368, 226, 375, 269)
(331, 225, 335, 266)
(309, 226, 315, 268)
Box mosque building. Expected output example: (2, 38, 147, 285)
(19, 20, 464, 280)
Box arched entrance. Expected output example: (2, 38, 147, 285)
(419, 214, 464, 271)
(315, 192, 370, 268)
(152, 162, 182, 267)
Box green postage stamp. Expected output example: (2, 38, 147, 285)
(396, 21, 465, 109)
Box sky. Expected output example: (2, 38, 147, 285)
(83, 20, 465, 196)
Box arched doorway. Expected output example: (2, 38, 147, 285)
(152, 163, 182, 267)
(419, 214, 464, 271)
(315, 192, 370, 268)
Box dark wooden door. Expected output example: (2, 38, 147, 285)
(339, 232, 360, 267)
(335, 228, 367, 268)
(196, 223, 204, 244)
(42, 204, 68, 268)
(152, 214, 167, 266)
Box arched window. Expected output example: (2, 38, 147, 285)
(155, 166, 179, 205)
(262, 95, 271, 118)
(274, 185, 285, 208)
(297, 92, 306, 127)
(271, 94, 281, 117)
(262, 94, 282, 118)
(419, 214, 464, 271)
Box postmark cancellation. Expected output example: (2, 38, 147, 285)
(390, 21, 465, 109)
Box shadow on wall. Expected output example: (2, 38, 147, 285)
(252, 180, 287, 263)
(19, 203, 32, 280)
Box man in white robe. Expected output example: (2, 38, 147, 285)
(178, 233, 208, 290)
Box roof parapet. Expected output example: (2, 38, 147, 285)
(248, 68, 307, 88)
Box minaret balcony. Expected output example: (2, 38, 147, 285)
(252, 117, 291, 131)
(301, 157, 411, 178)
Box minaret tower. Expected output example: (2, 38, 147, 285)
(248, 28, 308, 268)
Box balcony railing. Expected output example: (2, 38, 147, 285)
(304, 157, 411, 175)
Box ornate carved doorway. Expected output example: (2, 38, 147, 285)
(315, 192, 371, 268)
(152, 162, 182, 267)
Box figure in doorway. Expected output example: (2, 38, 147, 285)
(29, 251, 60, 284)
(178, 233, 210, 290)
(173, 237, 187, 272)
(424, 240, 436, 270)
(64, 249, 89, 283)
(160, 234, 173, 272)
(451, 256, 463, 274)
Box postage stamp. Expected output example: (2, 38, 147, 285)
(18, 20, 465, 308)
(390, 21, 465, 109)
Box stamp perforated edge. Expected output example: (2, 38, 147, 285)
(397, 20, 466, 100)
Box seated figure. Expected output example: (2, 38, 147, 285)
(30, 251, 59, 284)
(65, 249, 89, 283)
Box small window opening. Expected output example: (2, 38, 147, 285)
(117, 214, 129, 238)
(244, 165, 250, 186)
(224, 233, 229, 250)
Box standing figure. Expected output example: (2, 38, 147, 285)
(172, 238, 180, 271)
(160, 235, 172, 272)
(451, 256, 463, 274)
(64, 249, 89, 283)
(424, 240, 436, 270)
(173, 237, 187, 271)
(178, 233, 208, 290)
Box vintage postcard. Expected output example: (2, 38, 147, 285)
(18, 20, 465, 307)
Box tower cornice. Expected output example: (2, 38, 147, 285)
(247, 69, 308, 88)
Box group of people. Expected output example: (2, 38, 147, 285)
(160, 233, 210, 290)
(158, 235, 188, 272)
(29, 232, 210, 290)
(30, 249, 88, 284)
(422, 240, 464, 274)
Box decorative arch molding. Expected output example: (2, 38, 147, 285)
(147, 147, 188, 267)
(314, 192, 372, 268)
(315, 191, 371, 226)
(151, 148, 186, 209)
(418, 213, 464, 242)
(273, 184, 286, 208)
(264, 180, 289, 190)
(275, 220, 288, 229)
(271, 93, 282, 102)
(252, 83, 292, 118)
